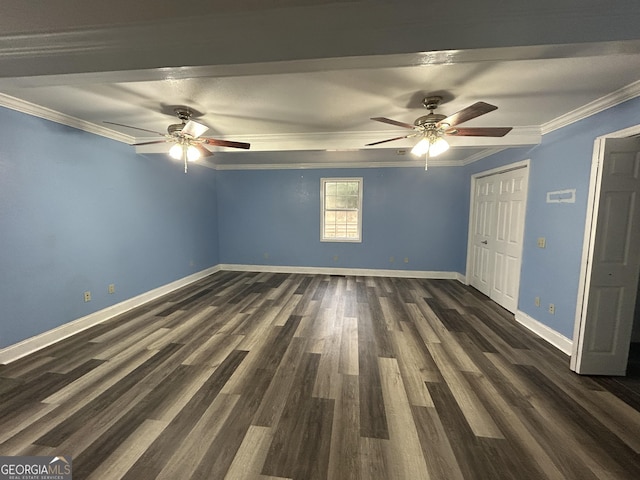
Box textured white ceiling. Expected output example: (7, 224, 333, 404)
(1, 1, 640, 166)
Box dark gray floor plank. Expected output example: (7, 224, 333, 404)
(120, 349, 248, 480)
(1, 272, 639, 479)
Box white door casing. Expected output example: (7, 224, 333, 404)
(467, 161, 529, 313)
(572, 136, 640, 375)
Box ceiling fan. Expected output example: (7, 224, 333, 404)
(105, 108, 250, 173)
(367, 96, 512, 169)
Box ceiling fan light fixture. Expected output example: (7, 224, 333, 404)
(410, 137, 430, 157)
(429, 136, 450, 157)
(186, 145, 201, 162)
(169, 143, 183, 160)
(410, 135, 449, 158)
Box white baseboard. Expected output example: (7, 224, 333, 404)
(0, 265, 221, 365)
(219, 263, 465, 281)
(0, 264, 465, 365)
(514, 310, 573, 356)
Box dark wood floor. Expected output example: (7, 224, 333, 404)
(1, 271, 639, 479)
(591, 343, 640, 413)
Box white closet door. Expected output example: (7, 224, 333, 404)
(470, 176, 497, 296)
(490, 169, 528, 312)
(469, 165, 529, 313)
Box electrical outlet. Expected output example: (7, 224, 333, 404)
(389, 256, 395, 263)
(108, 284, 115, 294)
(84, 291, 91, 302)
(535, 296, 540, 307)
(537, 237, 546, 248)
(263, 252, 269, 259)
(333, 255, 339, 262)
(404, 257, 409, 263)
(549, 303, 555, 314)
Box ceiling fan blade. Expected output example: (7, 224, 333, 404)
(131, 140, 170, 146)
(371, 117, 415, 129)
(365, 135, 412, 146)
(194, 144, 214, 158)
(436, 102, 498, 128)
(202, 138, 251, 150)
(182, 120, 209, 138)
(446, 127, 513, 137)
(104, 121, 166, 136)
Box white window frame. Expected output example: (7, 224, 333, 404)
(320, 177, 363, 243)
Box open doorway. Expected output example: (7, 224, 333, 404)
(590, 279, 640, 410)
(571, 126, 640, 376)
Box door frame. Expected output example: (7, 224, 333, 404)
(465, 159, 530, 311)
(571, 123, 640, 372)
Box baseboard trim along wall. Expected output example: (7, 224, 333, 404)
(9, 264, 566, 364)
(219, 263, 466, 282)
(514, 310, 573, 356)
(0, 265, 222, 365)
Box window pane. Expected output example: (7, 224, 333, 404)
(321, 178, 361, 242)
(325, 211, 336, 224)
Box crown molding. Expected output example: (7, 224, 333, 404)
(542, 79, 640, 134)
(0, 93, 134, 144)
(460, 148, 507, 166)
(134, 126, 540, 156)
(212, 159, 461, 170)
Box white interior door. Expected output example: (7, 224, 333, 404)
(468, 164, 529, 313)
(573, 137, 640, 375)
(470, 176, 497, 296)
(491, 170, 528, 312)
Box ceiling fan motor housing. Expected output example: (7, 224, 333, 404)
(414, 113, 446, 128)
(175, 108, 193, 122)
(415, 96, 447, 129)
(167, 123, 185, 136)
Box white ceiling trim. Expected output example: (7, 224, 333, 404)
(133, 127, 541, 156)
(541, 79, 640, 134)
(0, 93, 133, 144)
(2, 75, 638, 166)
(460, 148, 508, 166)
(0, 88, 539, 164)
(210, 159, 461, 171)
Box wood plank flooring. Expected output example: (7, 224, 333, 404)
(1, 271, 640, 479)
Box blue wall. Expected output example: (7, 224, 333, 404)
(2, 95, 639, 349)
(466, 96, 640, 338)
(0, 107, 219, 348)
(217, 165, 468, 273)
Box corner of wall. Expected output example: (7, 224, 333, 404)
(514, 310, 573, 356)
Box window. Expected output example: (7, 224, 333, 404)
(321, 177, 362, 242)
